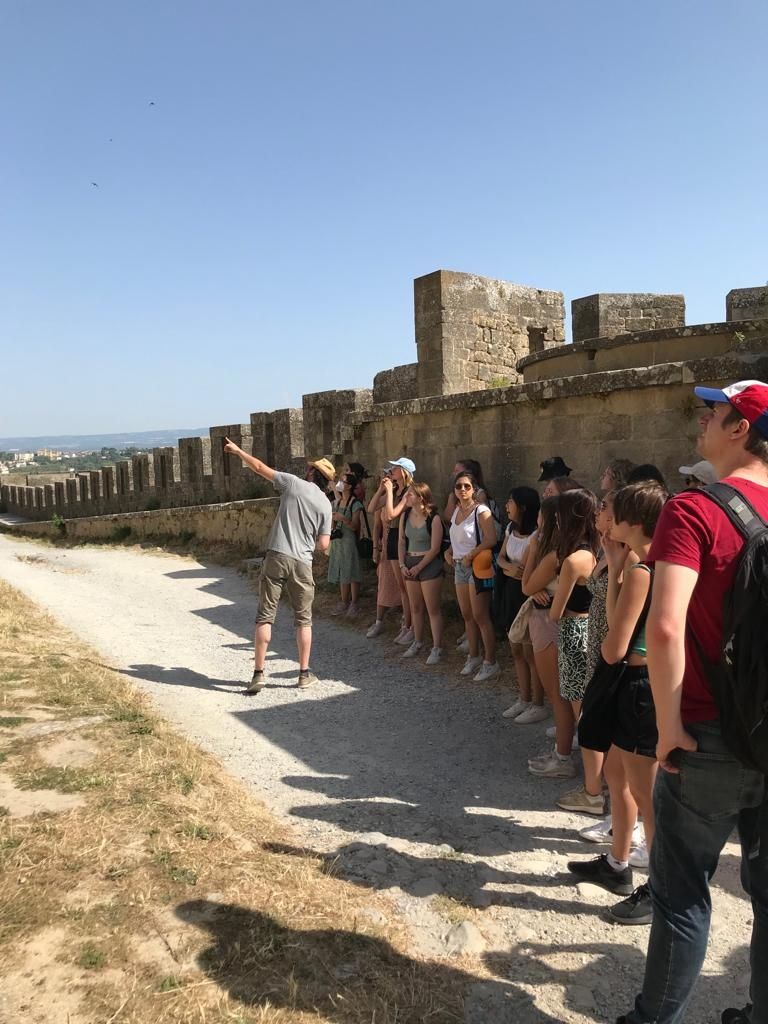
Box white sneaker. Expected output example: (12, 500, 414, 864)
(579, 816, 644, 847)
(456, 638, 470, 654)
(528, 745, 557, 767)
(366, 620, 384, 639)
(460, 654, 483, 677)
(528, 753, 576, 778)
(579, 816, 613, 843)
(546, 725, 557, 739)
(456, 632, 466, 647)
(473, 661, 501, 682)
(515, 704, 550, 725)
(401, 640, 424, 659)
(502, 700, 530, 719)
(425, 647, 443, 665)
(394, 628, 415, 646)
(629, 842, 649, 869)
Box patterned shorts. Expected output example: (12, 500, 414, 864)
(558, 616, 589, 701)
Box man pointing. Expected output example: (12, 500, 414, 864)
(223, 438, 333, 692)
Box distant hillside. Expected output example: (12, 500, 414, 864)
(0, 428, 208, 454)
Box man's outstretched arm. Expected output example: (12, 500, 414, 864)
(224, 438, 276, 483)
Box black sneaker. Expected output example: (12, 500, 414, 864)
(722, 1006, 752, 1024)
(609, 882, 653, 925)
(567, 854, 633, 896)
(245, 670, 265, 695)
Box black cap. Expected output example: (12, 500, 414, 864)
(539, 456, 573, 482)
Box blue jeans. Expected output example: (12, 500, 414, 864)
(623, 721, 767, 1024)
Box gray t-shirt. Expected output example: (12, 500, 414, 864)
(266, 472, 332, 564)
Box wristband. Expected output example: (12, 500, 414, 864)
(399, 563, 406, 569)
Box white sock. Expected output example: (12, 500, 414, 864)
(607, 852, 629, 871)
(555, 751, 571, 763)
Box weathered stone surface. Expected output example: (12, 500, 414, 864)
(414, 270, 565, 398)
(727, 286, 768, 322)
(572, 292, 685, 344)
(4, 272, 767, 532)
(373, 363, 418, 404)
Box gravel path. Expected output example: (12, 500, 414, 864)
(0, 535, 753, 1023)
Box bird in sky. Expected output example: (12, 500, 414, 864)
(90, 182, 99, 187)
(149, 101, 155, 106)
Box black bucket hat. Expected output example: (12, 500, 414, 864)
(539, 456, 573, 481)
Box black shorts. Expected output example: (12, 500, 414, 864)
(612, 668, 658, 759)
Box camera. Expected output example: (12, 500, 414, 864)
(330, 525, 344, 540)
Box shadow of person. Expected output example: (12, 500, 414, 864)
(263, 840, 590, 917)
(175, 900, 565, 1023)
(119, 663, 244, 692)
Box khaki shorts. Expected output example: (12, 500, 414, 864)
(256, 551, 315, 628)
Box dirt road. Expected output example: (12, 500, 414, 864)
(0, 534, 753, 1023)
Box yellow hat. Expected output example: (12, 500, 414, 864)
(309, 458, 336, 482)
(472, 549, 494, 579)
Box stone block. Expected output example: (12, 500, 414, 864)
(179, 437, 205, 487)
(373, 363, 419, 404)
(101, 467, 114, 501)
(66, 479, 78, 507)
(572, 293, 685, 343)
(726, 286, 768, 322)
(415, 270, 565, 398)
(131, 454, 151, 493)
(115, 460, 132, 496)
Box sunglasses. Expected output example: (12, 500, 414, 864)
(455, 482, 473, 491)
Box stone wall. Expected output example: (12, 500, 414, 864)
(727, 286, 768, 323)
(373, 363, 418, 404)
(2, 496, 280, 552)
(571, 293, 685, 344)
(346, 344, 768, 503)
(4, 268, 768, 529)
(414, 271, 565, 397)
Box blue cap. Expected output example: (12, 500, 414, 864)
(388, 457, 416, 475)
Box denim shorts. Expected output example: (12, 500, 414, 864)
(453, 560, 474, 586)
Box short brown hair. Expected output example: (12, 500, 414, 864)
(613, 481, 669, 537)
(410, 481, 436, 516)
(722, 406, 768, 465)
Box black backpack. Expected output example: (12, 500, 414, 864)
(692, 482, 768, 774)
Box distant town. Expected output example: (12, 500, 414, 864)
(0, 427, 207, 482)
(0, 447, 147, 478)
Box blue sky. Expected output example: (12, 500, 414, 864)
(1, 0, 766, 436)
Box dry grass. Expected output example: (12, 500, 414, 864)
(0, 580, 475, 1024)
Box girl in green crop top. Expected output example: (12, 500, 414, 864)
(571, 480, 668, 927)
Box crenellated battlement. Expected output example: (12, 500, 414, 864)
(3, 274, 767, 525)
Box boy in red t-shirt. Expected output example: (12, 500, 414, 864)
(619, 381, 768, 1024)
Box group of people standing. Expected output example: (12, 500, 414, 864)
(224, 376, 768, 1024)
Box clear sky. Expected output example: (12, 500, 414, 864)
(2, 0, 766, 436)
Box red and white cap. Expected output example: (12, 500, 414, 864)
(694, 380, 768, 439)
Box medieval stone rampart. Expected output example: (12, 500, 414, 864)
(3, 270, 767, 538)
